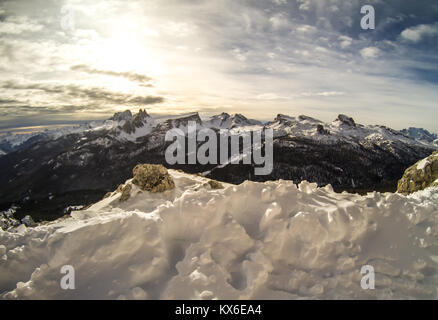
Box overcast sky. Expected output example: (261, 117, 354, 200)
(0, 0, 438, 131)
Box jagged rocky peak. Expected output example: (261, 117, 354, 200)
(274, 114, 294, 123)
(229, 113, 262, 128)
(110, 110, 133, 122)
(211, 112, 231, 122)
(298, 115, 320, 122)
(335, 114, 356, 127)
(229, 113, 249, 126)
(217, 112, 231, 119)
(163, 112, 203, 129)
(136, 108, 149, 119)
(132, 109, 150, 127)
(231, 113, 247, 121)
(177, 112, 202, 124)
(111, 109, 151, 134)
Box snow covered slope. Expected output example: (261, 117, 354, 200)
(204, 113, 263, 131)
(401, 127, 438, 146)
(0, 109, 152, 154)
(266, 114, 435, 148)
(1, 111, 436, 155)
(1, 109, 436, 224)
(1, 170, 438, 300)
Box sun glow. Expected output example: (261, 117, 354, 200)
(91, 14, 165, 79)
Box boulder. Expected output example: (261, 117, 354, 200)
(132, 164, 175, 193)
(397, 150, 438, 194)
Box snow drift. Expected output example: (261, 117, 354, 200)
(1, 170, 438, 299)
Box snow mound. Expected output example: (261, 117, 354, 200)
(1, 170, 438, 300)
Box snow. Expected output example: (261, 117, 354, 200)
(204, 113, 263, 131)
(0, 123, 98, 151)
(88, 120, 119, 132)
(260, 113, 438, 149)
(117, 120, 154, 142)
(1, 170, 438, 300)
(417, 159, 429, 171)
(2, 112, 437, 154)
(154, 112, 199, 124)
(0, 132, 36, 148)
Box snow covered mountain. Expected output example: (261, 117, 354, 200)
(0, 111, 435, 156)
(1, 167, 438, 299)
(204, 112, 263, 130)
(0, 109, 435, 222)
(267, 114, 429, 147)
(0, 109, 153, 156)
(401, 127, 438, 146)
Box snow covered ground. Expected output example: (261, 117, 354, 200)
(1, 170, 438, 299)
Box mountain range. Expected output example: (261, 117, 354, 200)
(0, 109, 436, 222)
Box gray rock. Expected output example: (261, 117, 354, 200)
(397, 150, 438, 194)
(132, 164, 175, 193)
(21, 215, 36, 227)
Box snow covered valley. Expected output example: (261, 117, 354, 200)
(1, 169, 438, 300)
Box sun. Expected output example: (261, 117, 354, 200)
(91, 14, 164, 78)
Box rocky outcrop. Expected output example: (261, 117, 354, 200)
(335, 114, 356, 127)
(119, 184, 132, 202)
(120, 109, 150, 134)
(132, 109, 149, 127)
(21, 215, 36, 227)
(110, 110, 133, 122)
(317, 124, 330, 135)
(205, 179, 224, 189)
(0, 207, 33, 231)
(397, 150, 438, 194)
(132, 164, 175, 193)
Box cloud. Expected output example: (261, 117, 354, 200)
(231, 48, 247, 62)
(256, 91, 345, 100)
(163, 21, 197, 37)
(256, 93, 289, 100)
(296, 24, 317, 34)
(70, 65, 153, 85)
(400, 22, 438, 43)
(360, 47, 381, 59)
(0, 0, 438, 131)
(0, 81, 164, 106)
(0, 104, 92, 117)
(269, 13, 291, 30)
(299, 91, 346, 97)
(0, 98, 20, 104)
(297, 0, 311, 11)
(272, 0, 287, 5)
(0, 15, 43, 34)
(339, 36, 352, 49)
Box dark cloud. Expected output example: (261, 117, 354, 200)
(0, 98, 20, 104)
(70, 65, 153, 85)
(1, 80, 164, 106)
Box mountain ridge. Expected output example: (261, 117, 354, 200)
(0, 108, 436, 222)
